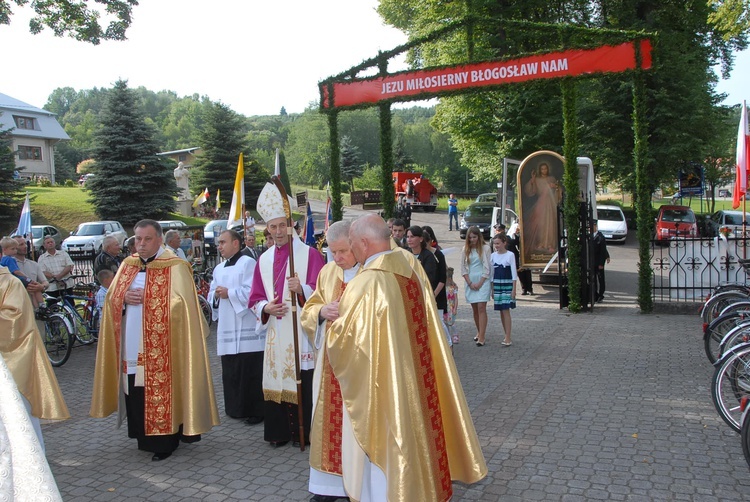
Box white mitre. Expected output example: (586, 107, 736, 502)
(256, 182, 295, 222)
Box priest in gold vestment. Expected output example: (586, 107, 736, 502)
(0, 265, 69, 449)
(90, 220, 219, 462)
(328, 215, 487, 502)
(301, 221, 360, 501)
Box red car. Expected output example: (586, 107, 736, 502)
(654, 205, 698, 242)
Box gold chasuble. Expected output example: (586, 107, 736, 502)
(90, 252, 219, 436)
(329, 251, 487, 502)
(301, 262, 347, 476)
(0, 267, 69, 421)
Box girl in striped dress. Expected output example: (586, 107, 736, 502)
(491, 234, 517, 346)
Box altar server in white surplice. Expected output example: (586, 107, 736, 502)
(208, 229, 266, 425)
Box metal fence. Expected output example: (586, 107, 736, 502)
(651, 236, 750, 302)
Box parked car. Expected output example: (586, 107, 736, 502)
(78, 173, 95, 186)
(62, 221, 127, 256)
(596, 205, 628, 243)
(158, 220, 188, 230)
(30, 225, 62, 255)
(705, 210, 748, 237)
(203, 219, 228, 255)
(475, 192, 497, 203)
(654, 205, 698, 242)
(459, 202, 495, 240)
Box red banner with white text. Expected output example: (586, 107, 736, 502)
(321, 40, 652, 109)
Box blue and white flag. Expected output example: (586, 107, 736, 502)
(17, 193, 31, 239)
(304, 202, 316, 247)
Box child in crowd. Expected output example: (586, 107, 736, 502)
(445, 266, 459, 345)
(95, 269, 114, 320)
(491, 234, 517, 347)
(0, 237, 46, 313)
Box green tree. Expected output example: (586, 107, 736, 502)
(53, 148, 75, 183)
(340, 136, 363, 191)
(286, 108, 330, 187)
(0, 120, 24, 234)
(87, 80, 178, 224)
(0, 0, 138, 44)
(191, 102, 249, 206)
(703, 104, 740, 212)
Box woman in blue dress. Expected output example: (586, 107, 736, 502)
(460, 227, 492, 346)
(491, 234, 518, 346)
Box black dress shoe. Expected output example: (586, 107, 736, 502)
(269, 441, 289, 448)
(151, 452, 172, 461)
(311, 495, 349, 502)
(521, 291, 529, 296)
(244, 416, 264, 425)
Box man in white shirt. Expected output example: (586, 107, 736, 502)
(164, 230, 187, 260)
(37, 236, 74, 297)
(13, 235, 48, 299)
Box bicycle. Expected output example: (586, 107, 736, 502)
(193, 265, 213, 328)
(48, 279, 99, 346)
(711, 341, 750, 432)
(704, 311, 750, 363)
(40, 310, 74, 367)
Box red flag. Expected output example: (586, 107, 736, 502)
(732, 101, 749, 209)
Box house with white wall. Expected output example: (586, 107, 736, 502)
(0, 92, 70, 183)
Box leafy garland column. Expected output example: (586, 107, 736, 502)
(378, 54, 395, 219)
(561, 77, 581, 312)
(328, 109, 343, 222)
(633, 45, 653, 312)
(380, 102, 395, 219)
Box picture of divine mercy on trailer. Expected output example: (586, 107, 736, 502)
(517, 151, 565, 268)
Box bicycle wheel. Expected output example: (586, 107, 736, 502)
(198, 295, 212, 328)
(741, 406, 750, 469)
(74, 304, 97, 345)
(720, 324, 750, 360)
(712, 343, 750, 432)
(44, 313, 74, 367)
(705, 313, 750, 364)
(702, 291, 750, 325)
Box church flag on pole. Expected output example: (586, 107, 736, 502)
(216, 189, 221, 212)
(733, 101, 749, 209)
(192, 187, 209, 208)
(227, 153, 245, 229)
(17, 193, 31, 239)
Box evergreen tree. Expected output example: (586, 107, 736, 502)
(0, 121, 26, 234)
(53, 148, 75, 183)
(392, 136, 413, 172)
(340, 136, 363, 192)
(87, 80, 178, 225)
(192, 102, 248, 205)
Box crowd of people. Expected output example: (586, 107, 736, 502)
(0, 182, 493, 502)
(0, 183, 615, 500)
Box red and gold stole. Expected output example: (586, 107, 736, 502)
(319, 279, 346, 475)
(396, 272, 452, 501)
(107, 259, 174, 435)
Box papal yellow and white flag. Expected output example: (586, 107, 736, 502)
(227, 153, 244, 228)
(192, 187, 209, 208)
(216, 188, 221, 212)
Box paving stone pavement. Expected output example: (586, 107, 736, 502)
(41, 290, 750, 501)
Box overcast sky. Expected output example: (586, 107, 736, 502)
(0, 1, 746, 116)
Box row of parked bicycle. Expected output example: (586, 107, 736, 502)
(700, 266, 750, 468)
(39, 265, 214, 368)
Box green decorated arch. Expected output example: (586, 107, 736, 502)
(319, 16, 655, 312)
